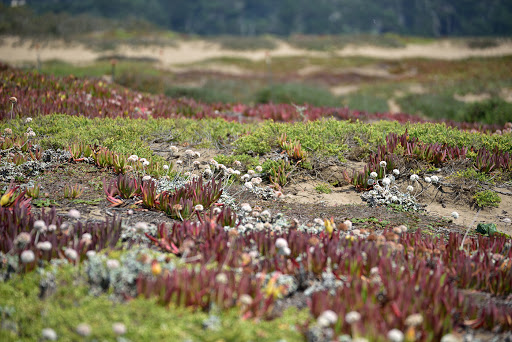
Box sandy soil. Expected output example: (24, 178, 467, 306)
(2, 36, 512, 67)
(281, 180, 512, 236)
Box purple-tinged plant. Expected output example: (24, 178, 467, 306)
(136, 266, 275, 319)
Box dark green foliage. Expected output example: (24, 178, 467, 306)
(7, 1, 512, 37)
(476, 223, 498, 236)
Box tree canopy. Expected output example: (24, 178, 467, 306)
(5, 0, 512, 36)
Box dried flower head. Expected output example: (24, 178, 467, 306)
(135, 222, 149, 231)
(64, 248, 78, 261)
(215, 273, 228, 284)
(380, 161, 387, 168)
(142, 175, 152, 182)
(431, 175, 439, 183)
(37, 241, 52, 251)
(440, 334, 459, 342)
(25, 117, 32, 123)
(410, 174, 419, 182)
(163, 164, 169, 170)
(106, 259, 120, 270)
(424, 176, 432, 183)
(317, 310, 338, 327)
(251, 177, 262, 185)
(405, 313, 423, 326)
(255, 165, 263, 172)
(345, 311, 361, 324)
(68, 209, 81, 219)
(279, 246, 291, 256)
(451, 211, 459, 219)
(9, 96, 17, 104)
(239, 294, 253, 306)
(81, 233, 92, 245)
(275, 238, 288, 250)
(241, 203, 252, 212)
(41, 328, 58, 341)
(76, 323, 91, 337)
(370, 172, 378, 178)
(194, 204, 204, 211)
(169, 146, 178, 155)
(406, 185, 414, 192)
(112, 322, 126, 336)
(14, 232, 31, 249)
(387, 329, 404, 342)
(382, 178, 391, 186)
(393, 169, 400, 176)
(21, 250, 35, 263)
(128, 155, 138, 162)
(33, 220, 47, 232)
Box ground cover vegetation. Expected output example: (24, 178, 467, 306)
(1, 62, 512, 342)
(26, 54, 512, 128)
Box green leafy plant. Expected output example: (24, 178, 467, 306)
(475, 223, 498, 236)
(473, 190, 501, 208)
(315, 183, 332, 194)
(264, 159, 292, 188)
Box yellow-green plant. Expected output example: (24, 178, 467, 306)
(63, 184, 84, 199)
(26, 183, 40, 199)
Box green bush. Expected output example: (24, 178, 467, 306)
(457, 98, 512, 125)
(165, 86, 237, 104)
(397, 93, 465, 120)
(254, 83, 341, 107)
(342, 93, 389, 113)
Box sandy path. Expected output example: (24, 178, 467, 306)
(1, 36, 512, 67)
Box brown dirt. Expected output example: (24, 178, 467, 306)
(21, 146, 511, 238)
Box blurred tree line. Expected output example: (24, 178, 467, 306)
(1, 0, 512, 37)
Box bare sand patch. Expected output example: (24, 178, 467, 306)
(454, 93, 492, 103)
(330, 85, 359, 96)
(500, 88, 512, 103)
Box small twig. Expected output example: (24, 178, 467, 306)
(460, 208, 481, 250)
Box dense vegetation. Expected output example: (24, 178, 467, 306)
(1, 56, 512, 340)
(2, 0, 512, 37)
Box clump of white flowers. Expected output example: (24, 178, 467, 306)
(362, 170, 427, 212)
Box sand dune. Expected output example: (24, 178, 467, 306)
(1, 36, 512, 67)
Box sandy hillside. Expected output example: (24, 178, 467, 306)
(1, 36, 512, 67)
